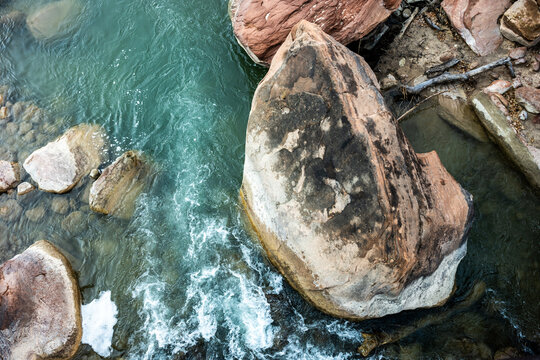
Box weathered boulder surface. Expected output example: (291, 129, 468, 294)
(500, 0, 540, 47)
(442, 0, 511, 56)
(0, 240, 82, 359)
(89, 150, 150, 219)
(23, 124, 107, 194)
(472, 92, 540, 190)
(241, 21, 473, 320)
(26, 0, 83, 40)
(515, 86, 540, 114)
(229, 0, 401, 65)
(0, 161, 19, 192)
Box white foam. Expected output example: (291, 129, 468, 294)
(81, 290, 118, 357)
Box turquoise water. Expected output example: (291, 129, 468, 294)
(0, 0, 538, 358)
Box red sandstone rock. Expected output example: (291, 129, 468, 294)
(0, 241, 82, 359)
(515, 86, 540, 114)
(500, 0, 540, 47)
(509, 47, 527, 60)
(229, 0, 401, 65)
(442, 0, 511, 56)
(241, 21, 473, 320)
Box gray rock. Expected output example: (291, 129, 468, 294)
(0, 199, 22, 222)
(61, 211, 86, 234)
(472, 92, 540, 189)
(25, 206, 46, 222)
(0, 160, 20, 192)
(51, 196, 70, 214)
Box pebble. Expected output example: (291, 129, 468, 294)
(89, 168, 101, 180)
(514, 58, 527, 65)
(518, 110, 528, 121)
(25, 206, 46, 222)
(399, 58, 406, 67)
(381, 74, 398, 90)
(0, 106, 8, 119)
(440, 53, 455, 62)
(17, 182, 35, 195)
(6, 122, 18, 135)
(484, 80, 512, 94)
(402, 8, 412, 18)
(0, 199, 22, 222)
(508, 47, 527, 60)
(61, 211, 86, 234)
(51, 196, 70, 214)
(11, 102, 24, 119)
(512, 77, 522, 89)
(18, 121, 32, 135)
(533, 58, 540, 72)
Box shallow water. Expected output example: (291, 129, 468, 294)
(0, 0, 538, 359)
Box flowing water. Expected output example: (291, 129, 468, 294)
(0, 0, 538, 359)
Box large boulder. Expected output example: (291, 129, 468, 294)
(229, 0, 401, 65)
(472, 92, 540, 190)
(0, 161, 19, 192)
(241, 21, 473, 320)
(442, 0, 511, 56)
(500, 0, 540, 47)
(23, 124, 108, 194)
(89, 150, 150, 219)
(0, 240, 82, 359)
(26, 0, 83, 41)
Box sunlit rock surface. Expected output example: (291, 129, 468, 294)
(0, 240, 82, 359)
(229, 0, 401, 65)
(23, 124, 108, 194)
(241, 21, 473, 320)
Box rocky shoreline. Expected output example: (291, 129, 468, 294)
(0, 0, 539, 358)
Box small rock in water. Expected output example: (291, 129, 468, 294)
(81, 291, 118, 357)
(51, 196, 70, 214)
(17, 182, 35, 195)
(89, 151, 151, 219)
(0, 106, 8, 119)
(25, 205, 46, 222)
(509, 47, 527, 60)
(402, 8, 412, 18)
(0, 160, 20, 192)
(26, 0, 83, 40)
(61, 210, 86, 234)
(89, 168, 100, 180)
(0, 199, 22, 222)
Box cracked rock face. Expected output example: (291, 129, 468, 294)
(241, 21, 473, 320)
(0, 240, 82, 359)
(229, 0, 401, 65)
(23, 124, 108, 194)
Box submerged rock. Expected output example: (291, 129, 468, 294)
(0, 199, 22, 223)
(500, 0, 540, 47)
(229, 0, 401, 65)
(0, 161, 19, 192)
(241, 21, 473, 320)
(26, 0, 83, 40)
(472, 92, 540, 189)
(89, 151, 150, 219)
(23, 124, 108, 194)
(442, 0, 511, 56)
(0, 240, 82, 359)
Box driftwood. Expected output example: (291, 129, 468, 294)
(397, 7, 420, 39)
(396, 91, 447, 122)
(357, 282, 487, 357)
(401, 57, 515, 95)
(423, 14, 442, 31)
(426, 58, 460, 77)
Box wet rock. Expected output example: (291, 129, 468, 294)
(509, 47, 527, 60)
(515, 86, 540, 114)
(89, 151, 150, 219)
(241, 21, 473, 320)
(23, 124, 108, 194)
(442, 0, 511, 56)
(51, 196, 70, 214)
(25, 205, 46, 222)
(89, 168, 100, 180)
(0, 10, 26, 28)
(26, 0, 83, 41)
(229, 0, 401, 65)
(0, 199, 22, 222)
(61, 211, 86, 234)
(0, 161, 19, 192)
(500, 0, 540, 47)
(5, 122, 17, 136)
(437, 88, 489, 142)
(0, 240, 82, 359)
(0, 106, 8, 119)
(18, 121, 32, 135)
(16, 182, 34, 196)
(472, 92, 540, 189)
